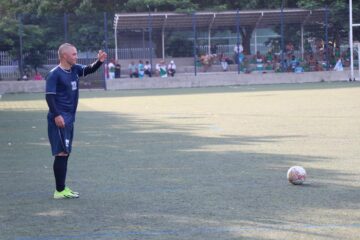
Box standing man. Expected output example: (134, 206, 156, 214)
(108, 59, 115, 79)
(46, 43, 107, 199)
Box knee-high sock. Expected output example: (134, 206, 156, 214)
(53, 156, 68, 192)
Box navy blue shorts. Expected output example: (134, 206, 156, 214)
(48, 116, 74, 156)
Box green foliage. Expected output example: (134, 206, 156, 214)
(125, 0, 197, 12)
(1, 0, 360, 70)
(0, 17, 18, 52)
(166, 34, 194, 57)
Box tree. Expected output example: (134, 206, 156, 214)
(297, 0, 360, 46)
(1, 0, 359, 65)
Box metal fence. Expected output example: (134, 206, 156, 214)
(0, 9, 359, 85)
(0, 47, 156, 81)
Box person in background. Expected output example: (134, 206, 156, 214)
(115, 61, 121, 78)
(144, 61, 152, 77)
(159, 60, 167, 77)
(333, 58, 344, 71)
(138, 60, 144, 78)
(108, 59, 115, 79)
(255, 51, 265, 71)
(155, 61, 161, 77)
(34, 72, 43, 80)
(128, 61, 138, 78)
(234, 42, 244, 64)
(220, 53, 229, 71)
(290, 55, 299, 72)
(167, 60, 176, 77)
(294, 62, 304, 73)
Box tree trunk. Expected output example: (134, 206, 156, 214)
(240, 26, 254, 55)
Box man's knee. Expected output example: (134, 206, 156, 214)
(55, 152, 68, 157)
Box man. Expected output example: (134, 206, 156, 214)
(167, 60, 176, 77)
(144, 61, 152, 77)
(108, 59, 115, 79)
(128, 61, 138, 78)
(46, 43, 107, 199)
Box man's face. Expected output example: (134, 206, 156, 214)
(63, 46, 78, 66)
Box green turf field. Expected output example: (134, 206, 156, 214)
(1, 82, 360, 240)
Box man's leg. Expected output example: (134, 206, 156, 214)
(53, 152, 79, 199)
(49, 120, 79, 199)
(53, 152, 68, 192)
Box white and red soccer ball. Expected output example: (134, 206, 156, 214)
(287, 166, 306, 185)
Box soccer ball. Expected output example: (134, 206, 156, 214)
(287, 166, 306, 185)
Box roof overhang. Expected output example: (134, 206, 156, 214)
(114, 9, 326, 31)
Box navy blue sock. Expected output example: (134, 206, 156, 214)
(53, 156, 68, 192)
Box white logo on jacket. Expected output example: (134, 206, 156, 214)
(71, 81, 77, 90)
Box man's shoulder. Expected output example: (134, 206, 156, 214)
(49, 66, 60, 74)
(46, 66, 61, 80)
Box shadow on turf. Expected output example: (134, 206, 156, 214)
(1, 110, 359, 240)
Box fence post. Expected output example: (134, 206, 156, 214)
(236, 9, 241, 74)
(280, 0, 285, 72)
(103, 12, 108, 90)
(18, 14, 24, 78)
(147, 6, 153, 71)
(192, 12, 197, 76)
(324, 5, 329, 71)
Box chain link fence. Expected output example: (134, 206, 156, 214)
(1, 9, 359, 87)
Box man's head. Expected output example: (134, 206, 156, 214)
(58, 43, 78, 66)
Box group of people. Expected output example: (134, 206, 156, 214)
(18, 71, 44, 81)
(127, 60, 152, 78)
(222, 42, 352, 73)
(105, 60, 121, 79)
(203, 41, 354, 73)
(128, 59, 177, 78)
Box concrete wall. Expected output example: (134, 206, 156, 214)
(106, 70, 351, 90)
(0, 80, 45, 94)
(0, 70, 352, 94)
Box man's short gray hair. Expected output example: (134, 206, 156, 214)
(58, 43, 75, 59)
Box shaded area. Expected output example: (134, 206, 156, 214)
(0, 103, 359, 240)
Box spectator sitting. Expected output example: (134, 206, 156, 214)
(33, 72, 43, 80)
(128, 61, 138, 78)
(144, 61, 152, 77)
(167, 60, 176, 77)
(265, 50, 273, 63)
(308, 54, 317, 71)
(22, 74, 29, 80)
(255, 51, 264, 71)
(290, 55, 299, 72)
(138, 60, 144, 78)
(315, 61, 323, 71)
(200, 54, 216, 72)
(155, 62, 160, 77)
(294, 62, 304, 73)
(333, 58, 344, 71)
(115, 61, 121, 78)
(286, 42, 294, 57)
(233, 43, 244, 64)
(159, 60, 167, 77)
(220, 54, 229, 71)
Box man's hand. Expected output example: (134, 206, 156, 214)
(97, 50, 107, 62)
(55, 115, 65, 128)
